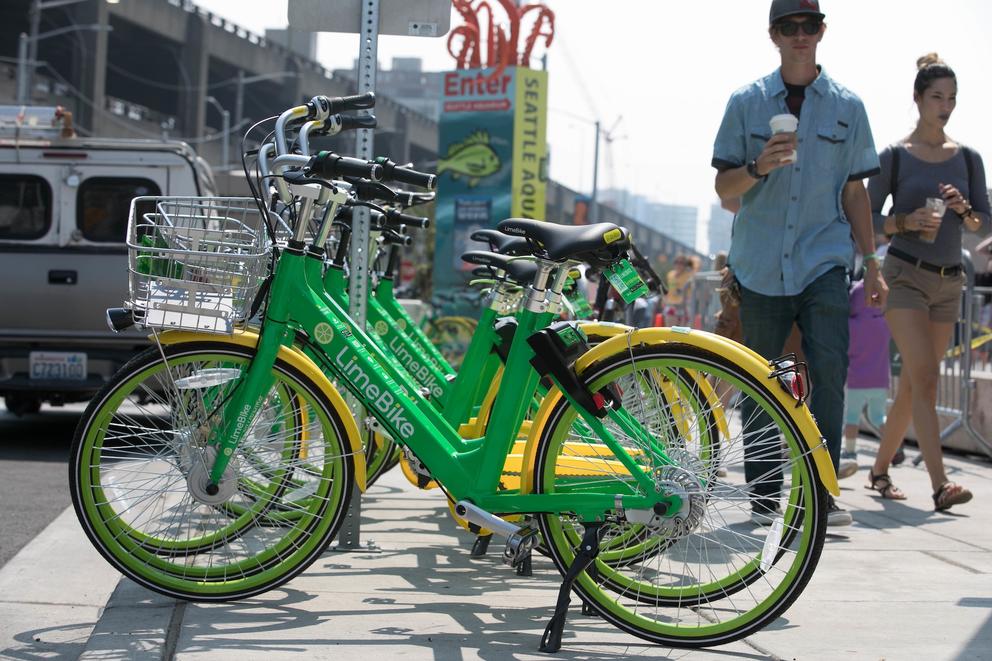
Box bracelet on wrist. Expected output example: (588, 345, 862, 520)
(863, 252, 880, 264)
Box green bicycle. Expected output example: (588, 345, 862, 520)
(70, 97, 839, 651)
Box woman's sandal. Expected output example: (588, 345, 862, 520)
(933, 482, 973, 511)
(866, 469, 907, 500)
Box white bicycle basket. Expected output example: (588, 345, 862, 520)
(125, 196, 272, 334)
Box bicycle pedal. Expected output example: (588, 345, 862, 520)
(503, 528, 539, 568)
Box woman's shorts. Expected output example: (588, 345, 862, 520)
(882, 254, 964, 323)
(844, 387, 887, 426)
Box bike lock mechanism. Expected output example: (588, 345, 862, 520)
(453, 501, 539, 567)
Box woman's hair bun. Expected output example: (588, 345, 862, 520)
(917, 52, 944, 70)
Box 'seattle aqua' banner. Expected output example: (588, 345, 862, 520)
(433, 67, 548, 300)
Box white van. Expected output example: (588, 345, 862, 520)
(0, 106, 215, 414)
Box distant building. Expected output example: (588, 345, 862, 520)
(708, 202, 735, 256)
(643, 203, 698, 250)
(600, 188, 702, 251)
(335, 57, 444, 120)
(600, 187, 653, 221)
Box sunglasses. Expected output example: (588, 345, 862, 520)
(775, 20, 822, 36)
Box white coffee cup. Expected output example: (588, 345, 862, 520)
(769, 113, 799, 163)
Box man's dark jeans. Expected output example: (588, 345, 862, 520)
(739, 267, 849, 507)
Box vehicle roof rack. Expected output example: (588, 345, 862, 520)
(0, 105, 76, 140)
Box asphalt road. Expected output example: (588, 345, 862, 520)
(0, 404, 84, 568)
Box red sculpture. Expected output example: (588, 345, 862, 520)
(447, 0, 555, 77)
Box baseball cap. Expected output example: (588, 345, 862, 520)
(769, 0, 825, 24)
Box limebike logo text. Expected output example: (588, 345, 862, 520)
(335, 348, 415, 439)
(231, 402, 256, 448)
(388, 336, 444, 398)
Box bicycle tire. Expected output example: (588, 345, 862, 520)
(531, 340, 827, 647)
(70, 342, 357, 601)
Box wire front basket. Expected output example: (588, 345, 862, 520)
(126, 196, 272, 334)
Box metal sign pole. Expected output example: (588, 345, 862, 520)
(334, 0, 380, 552)
(288, 0, 450, 553)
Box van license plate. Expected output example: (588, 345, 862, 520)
(29, 352, 87, 381)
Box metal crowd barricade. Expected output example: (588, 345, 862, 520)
(891, 250, 992, 460)
(687, 269, 723, 332)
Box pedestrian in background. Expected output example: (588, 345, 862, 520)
(664, 255, 695, 326)
(866, 53, 989, 510)
(712, 0, 886, 526)
(841, 278, 891, 478)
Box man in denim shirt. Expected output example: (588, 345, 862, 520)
(712, 0, 887, 527)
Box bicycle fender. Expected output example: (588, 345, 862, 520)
(579, 328, 839, 496)
(575, 320, 632, 339)
(518, 328, 838, 498)
(155, 330, 367, 492)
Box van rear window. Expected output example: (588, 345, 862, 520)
(0, 174, 52, 240)
(78, 177, 161, 243)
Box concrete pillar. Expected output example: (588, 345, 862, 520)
(285, 60, 307, 107)
(178, 11, 209, 139)
(394, 109, 410, 165)
(71, 0, 110, 134)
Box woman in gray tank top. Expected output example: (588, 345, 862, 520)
(866, 53, 989, 511)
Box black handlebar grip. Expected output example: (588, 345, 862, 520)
(385, 208, 429, 230)
(382, 230, 413, 247)
(391, 166, 436, 190)
(338, 114, 378, 131)
(329, 92, 376, 113)
(308, 152, 383, 181)
(374, 157, 437, 190)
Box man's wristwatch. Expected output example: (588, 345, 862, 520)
(746, 159, 765, 181)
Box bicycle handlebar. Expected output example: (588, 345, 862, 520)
(346, 179, 436, 208)
(326, 92, 376, 114)
(307, 151, 383, 181)
(381, 229, 412, 247)
(373, 157, 437, 190)
(384, 208, 429, 229)
(338, 114, 378, 131)
(305, 93, 376, 121)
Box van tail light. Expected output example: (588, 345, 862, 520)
(768, 354, 810, 407)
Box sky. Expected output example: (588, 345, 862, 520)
(196, 0, 992, 251)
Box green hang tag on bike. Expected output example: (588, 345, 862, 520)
(565, 287, 595, 319)
(603, 259, 648, 303)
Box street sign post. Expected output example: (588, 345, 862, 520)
(287, 0, 450, 551)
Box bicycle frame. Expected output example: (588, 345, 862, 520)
(312, 244, 507, 429)
(306, 223, 536, 432)
(203, 245, 679, 521)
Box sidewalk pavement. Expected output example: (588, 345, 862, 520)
(2, 436, 992, 661)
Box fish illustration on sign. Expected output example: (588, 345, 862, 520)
(438, 130, 501, 188)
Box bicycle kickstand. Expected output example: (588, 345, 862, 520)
(539, 523, 604, 653)
(470, 533, 492, 557)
